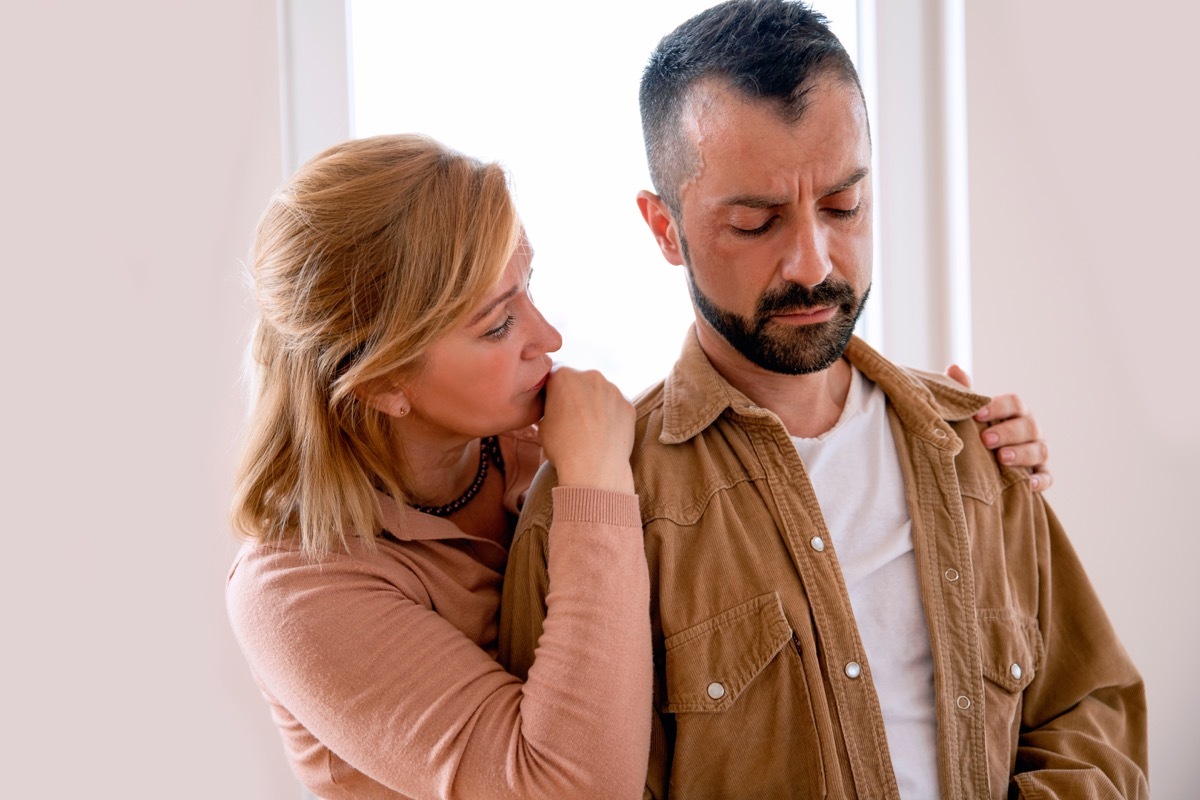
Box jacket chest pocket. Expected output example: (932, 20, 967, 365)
(977, 610, 1042, 798)
(662, 592, 826, 799)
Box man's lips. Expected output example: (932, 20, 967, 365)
(770, 305, 837, 325)
(529, 372, 550, 393)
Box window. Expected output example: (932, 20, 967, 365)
(279, 0, 971, 386)
(348, 0, 868, 394)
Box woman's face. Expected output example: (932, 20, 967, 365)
(403, 235, 562, 440)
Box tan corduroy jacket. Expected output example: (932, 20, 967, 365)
(501, 332, 1147, 799)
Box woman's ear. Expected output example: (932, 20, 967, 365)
(354, 381, 411, 419)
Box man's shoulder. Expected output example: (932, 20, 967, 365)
(510, 459, 558, 540)
(864, 360, 1030, 501)
(632, 376, 668, 417)
(844, 339, 989, 423)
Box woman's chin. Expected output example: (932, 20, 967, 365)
(487, 397, 544, 436)
(521, 396, 546, 429)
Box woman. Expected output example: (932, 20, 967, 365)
(226, 134, 1052, 799)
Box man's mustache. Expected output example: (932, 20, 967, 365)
(756, 280, 857, 317)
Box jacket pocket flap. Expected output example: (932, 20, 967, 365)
(977, 609, 1043, 693)
(663, 592, 793, 713)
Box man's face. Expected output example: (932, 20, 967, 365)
(645, 76, 873, 375)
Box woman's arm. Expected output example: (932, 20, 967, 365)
(226, 367, 649, 800)
(228, 492, 649, 800)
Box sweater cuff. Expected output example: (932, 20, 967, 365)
(550, 486, 642, 528)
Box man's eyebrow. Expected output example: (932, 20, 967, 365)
(468, 284, 520, 327)
(719, 194, 790, 210)
(820, 167, 869, 198)
(717, 168, 870, 209)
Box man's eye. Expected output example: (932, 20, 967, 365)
(732, 219, 775, 237)
(827, 205, 861, 220)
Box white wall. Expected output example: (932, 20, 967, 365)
(966, 2, 1200, 795)
(1, 1, 296, 796)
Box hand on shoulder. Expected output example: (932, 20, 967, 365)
(945, 364, 1053, 492)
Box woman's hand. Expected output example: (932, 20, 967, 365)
(945, 364, 1053, 493)
(539, 365, 636, 494)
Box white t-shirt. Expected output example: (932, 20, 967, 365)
(790, 366, 940, 799)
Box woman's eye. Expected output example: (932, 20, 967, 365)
(484, 315, 516, 341)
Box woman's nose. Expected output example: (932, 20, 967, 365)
(525, 301, 562, 357)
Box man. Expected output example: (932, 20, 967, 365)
(500, 1, 1147, 797)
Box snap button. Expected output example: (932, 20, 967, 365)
(956, 695, 971, 710)
(810, 536, 825, 552)
(844, 661, 862, 679)
(707, 682, 726, 700)
(1010, 663, 1023, 681)
(933, 428, 947, 438)
(944, 568, 960, 582)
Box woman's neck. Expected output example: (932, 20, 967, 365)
(397, 430, 480, 509)
(393, 428, 514, 545)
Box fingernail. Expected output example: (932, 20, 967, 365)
(999, 449, 1015, 464)
(975, 407, 990, 420)
(1029, 475, 1040, 491)
(983, 432, 999, 447)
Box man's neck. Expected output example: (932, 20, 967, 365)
(695, 324, 853, 439)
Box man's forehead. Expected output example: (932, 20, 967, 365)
(677, 78, 870, 196)
(682, 76, 865, 140)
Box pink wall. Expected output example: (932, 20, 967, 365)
(967, 2, 1200, 794)
(1, 1, 296, 795)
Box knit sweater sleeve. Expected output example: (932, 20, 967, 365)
(226, 484, 650, 800)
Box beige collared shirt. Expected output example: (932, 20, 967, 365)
(501, 332, 1148, 799)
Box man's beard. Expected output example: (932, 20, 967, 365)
(687, 266, 869, 376)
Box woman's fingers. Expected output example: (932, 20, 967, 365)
(972, 393, 1052, 493)
(540, 365, 635, 493)
(944, 363, 972, 390)
(1029, 467, 1054, 493)
(975, 391, 1030, 424)
(944, 371, 1052, 493)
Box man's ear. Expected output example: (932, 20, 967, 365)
(637, 190, 686, 266)
(354, 381, 411, 419)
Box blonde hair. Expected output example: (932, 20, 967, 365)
(232, 134, 519, 557)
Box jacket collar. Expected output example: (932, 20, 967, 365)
(660, 327, 990, 452)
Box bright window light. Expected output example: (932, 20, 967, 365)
(350, 0, 862, 396)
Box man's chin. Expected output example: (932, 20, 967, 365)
(748, 326, 853, 375)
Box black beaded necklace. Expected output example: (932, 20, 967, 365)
(411, 436, 504, 517)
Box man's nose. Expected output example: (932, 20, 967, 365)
(779, 217, 833, 288)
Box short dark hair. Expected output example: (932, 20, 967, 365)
(640, 0, 863, 212)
